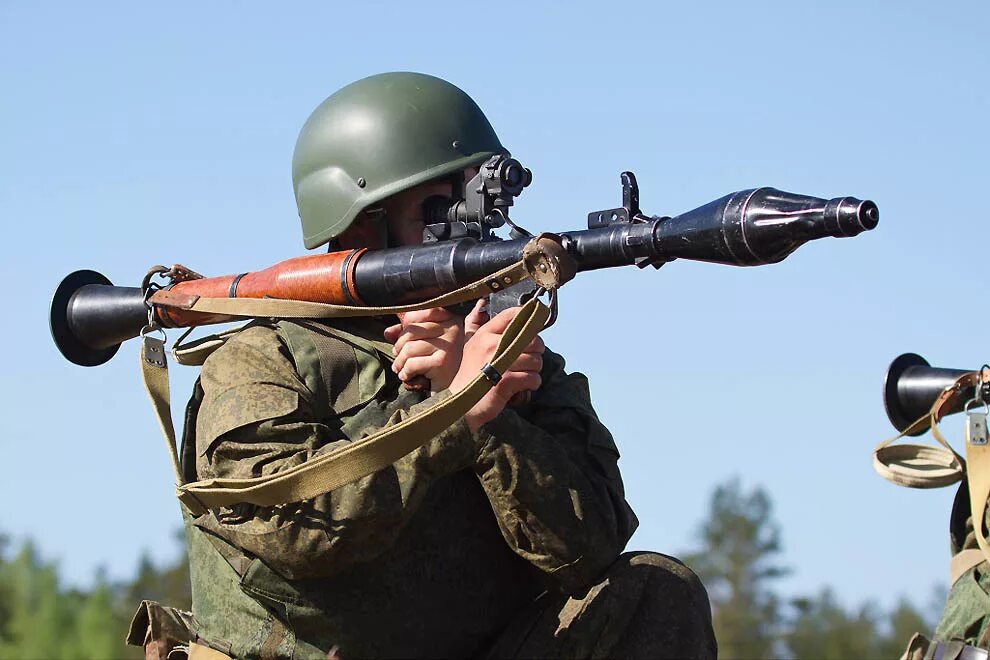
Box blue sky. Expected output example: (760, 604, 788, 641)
(2, 0, 988, 614)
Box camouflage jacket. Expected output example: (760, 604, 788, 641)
(931, 480, 990, 647)
(181, 317, 638, 659)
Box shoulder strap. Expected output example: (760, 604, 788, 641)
(965, 424, 990, 576)
(141, 239, 570, 514)
(140, 263, 554, 514)
(172, 326, 252, 367)
(170, 297, 549, 515)
(140, 331, 184, 485)
(873, 374, 973, 489)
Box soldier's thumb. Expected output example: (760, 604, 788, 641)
(482, 306, 522, 335)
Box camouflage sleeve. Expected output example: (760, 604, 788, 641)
(473, 348, 640, 595)
(193, 324, 480, 580)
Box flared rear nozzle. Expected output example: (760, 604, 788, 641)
(883, 353, 973, 435)
(50, 270, 150, 367)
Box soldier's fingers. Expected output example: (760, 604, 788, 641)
(496, 371, 541, 396)
(392, 322, 450, 355)
(401, 322, 450, 339)
(507, 353, 542, 374)
(524, 335, 545, 354)
(464, 299, 489, 336)
(392, 339, 445, 374)
(515, 344, 543, 363)
(383, 323, 403, 343)
(400, 307, 456, 325)
(478, 306, 522, 335)
(397, 354, 446, 382)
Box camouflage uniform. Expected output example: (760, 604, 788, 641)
(178, 317, 716, 659)
(900, 481, 990, 658)
(930, 480, 990, 648)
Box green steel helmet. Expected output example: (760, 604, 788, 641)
(292, 72, 507, 249)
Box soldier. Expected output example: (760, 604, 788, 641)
(934, 484, 990, 648)
(878, 359, 990, 659)
(901, 483, 990, 659)
(132, 72, 716, 659)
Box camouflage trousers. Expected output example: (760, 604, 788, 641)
(482, 552, 717, 660)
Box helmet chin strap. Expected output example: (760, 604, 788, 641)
(366, 208, 391, 249)
(450, 170, 465, 200)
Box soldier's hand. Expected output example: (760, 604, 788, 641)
(449, 306, 545, 433)
(384, 306, 465, 392)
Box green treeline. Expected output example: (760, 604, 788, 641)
(0, 532, 189, 660)
(0, 480, 942, 659)
(683, 478, 941, 659)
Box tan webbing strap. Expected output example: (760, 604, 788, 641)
(873, 375, 971, 489)
(872, 434, 965, 490)
(174, 297, 551, 516)
(188, 641, 232, 660)
(172, 327, 247, 367)
(140, 331, 184, 486)
(966, 425, 990, 570)
(950, 548, 986, 586)
(151, 260, 532, 320)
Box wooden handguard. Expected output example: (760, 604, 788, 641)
(151, 249, 365, 327)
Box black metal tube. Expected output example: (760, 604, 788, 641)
(353, 189, 878, 304)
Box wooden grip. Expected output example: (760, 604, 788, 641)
(155, 249, 365, 327)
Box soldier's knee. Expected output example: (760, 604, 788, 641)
(609, 551, 710, 608)
(597, 552, 716, 658)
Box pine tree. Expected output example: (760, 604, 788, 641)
(875, 597, 930, 658)
(0, 534, 11, 648)
(784, 589, 931, 659)
(0, 552, 143, 659)
(683, 478, 789, 659)
(786, 588, 881, 659)
(123, 529, 191, 612)
(71, 570, 127, 660)
(0, 542, 71, 659)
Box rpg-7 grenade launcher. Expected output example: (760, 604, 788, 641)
(51, 157, 879, 367)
